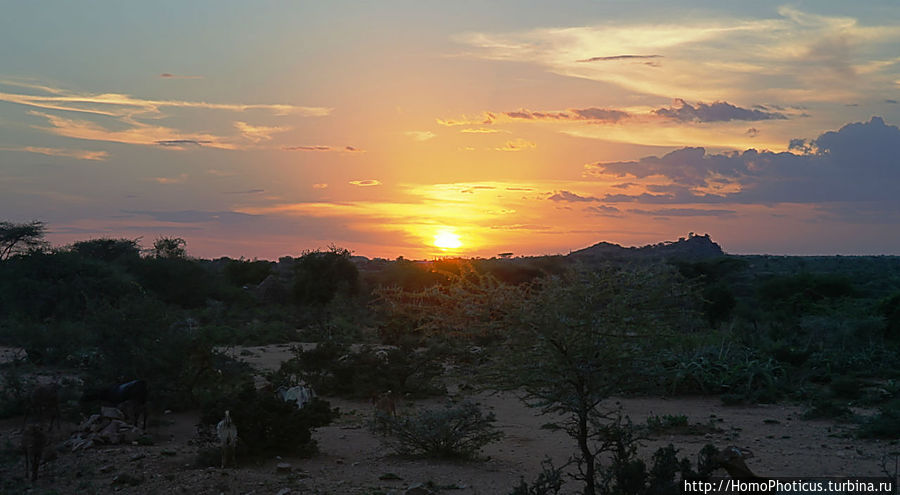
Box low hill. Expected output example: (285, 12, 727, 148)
(569, 233, 725, 261)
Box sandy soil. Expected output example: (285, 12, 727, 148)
(1, 344, 897, 494)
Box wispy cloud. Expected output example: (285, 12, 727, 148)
(29, 110, 236, 149)
(0, 80, 331, 117)
(234, 121, 290, 143)
(0, 145, 108, 161)
(405, 130, 436, 142)
(460, 128, 506, 134)
(456, 7, 900, 103)
(283, 144, 365, 152)
(349, 179, 381, 187)
(159, 73, 203, 80)
(312, 183, 329, 189)
(505, 107, 630, 123)
(148, 174, 188, 184)
(436, 113, 495, 126)
(577, 54, 662, 63)
(224, 189, 265, 195)
(495, 138, 536, 152)
(284, 145, 332, 151)
(0, 80, 330, 151)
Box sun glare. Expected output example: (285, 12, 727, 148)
(433, 230, 463, 250)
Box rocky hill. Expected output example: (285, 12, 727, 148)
(569, 233, 725, 261)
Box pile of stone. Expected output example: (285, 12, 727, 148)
(64, 406, 143, 451)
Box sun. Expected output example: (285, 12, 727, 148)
(433, 230, 463, 249)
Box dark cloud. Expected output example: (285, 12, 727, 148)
(628, 208, 736, 217)
(588, 117, 900, 206)
(156, 139, 211, 147)
(886, 100, 899, 105)
(746, 128, 760, 137)
(548, 190, 601, 202)
(224, 189, 265, 195)
(576, 54, 662, 63)
(505, 107, 629, 123)
(654, 99, 787, 122)
(585, 205, 621, 216)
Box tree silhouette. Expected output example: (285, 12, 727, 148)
(0, 220, 47, 260)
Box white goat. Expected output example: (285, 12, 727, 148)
(216, 410, 238, 468)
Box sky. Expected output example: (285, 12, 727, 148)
(2, 1, 899, 259)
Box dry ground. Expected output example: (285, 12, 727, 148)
(1, 344, 897, 494)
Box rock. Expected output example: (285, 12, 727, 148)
(276, 489, 291, 495)
(101, 406, 125, 420)
(99, 464, 115, 473)
(276, 462, 292, 473)
(404, 483, 435, 495)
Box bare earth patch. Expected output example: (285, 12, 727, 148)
(1, 343, 896, 494)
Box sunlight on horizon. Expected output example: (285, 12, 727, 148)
(433, 230, 463, 250)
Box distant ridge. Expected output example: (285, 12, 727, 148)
(569, 233, 724, 261)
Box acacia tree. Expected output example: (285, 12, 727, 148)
(0, 220, 47, 260)
(152, 236, 187, 258)
(497, 265, 699, 494)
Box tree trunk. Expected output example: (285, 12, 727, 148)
(578, 407, 596, 495)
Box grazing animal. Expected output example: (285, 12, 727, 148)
(24, 384, 60, 431)
(216, 410, 238, 468)
(276, 385, 315, 409)
(713, 446, 759, 479)
(21, 423, 46, 482)
(83, 379, 148, 429)
(372, 390, 398, 418)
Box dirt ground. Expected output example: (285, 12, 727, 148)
(1, 344, 897, 494)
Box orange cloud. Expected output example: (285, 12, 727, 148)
(405, 131, 436, 141)
(349, 180, 382, 187)
(0, 145, 108, 161)
(495, 138, 536, 151)
(234, 121, 290, 142)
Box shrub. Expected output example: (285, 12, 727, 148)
(274, 342, 444, 399)
(509, 458, 565, 495)
(858, 400, 900, 439)
(200, 384, 337, 460)
(373, 400, 503, 459)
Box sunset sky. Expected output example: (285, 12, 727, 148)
(2, 1, 900, 259)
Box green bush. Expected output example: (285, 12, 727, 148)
(200, 384, 337, 460)
(273, 342, 444, 399)
(372, 400, 503, 459)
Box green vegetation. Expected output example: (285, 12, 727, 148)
(372, 400, 503, 459)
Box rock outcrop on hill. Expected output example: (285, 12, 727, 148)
(569, 233, 724, 261)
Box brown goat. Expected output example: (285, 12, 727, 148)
(24, 384, 60, 431)
(22, 423, 47, 482)
(372, 390, 398, 418)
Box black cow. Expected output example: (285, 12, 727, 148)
(83, 379, 148, 429)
